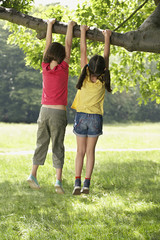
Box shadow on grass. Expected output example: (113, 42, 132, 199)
(96, 156, 160, 203)
(0, 179, 76, 239)
(0, 152, 160, 239)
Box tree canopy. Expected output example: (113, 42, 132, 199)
(0, 0, 160, 103)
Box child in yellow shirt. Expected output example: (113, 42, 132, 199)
(71, 25, 112, 195)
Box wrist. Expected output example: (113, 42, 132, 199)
(105, 34, 111, 38)
(48, 23, 54, 27)
(81, 29, 87, 33)
(68, 21, 76, 27)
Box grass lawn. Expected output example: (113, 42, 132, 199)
(0, 122, 160, 239)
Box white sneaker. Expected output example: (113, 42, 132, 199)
(81, 187, 89, 194)
(72, 178, 81, 195)
(55, 180, 65, 194)
(72, 186, 81, 195)
(27, 175, 40, 190)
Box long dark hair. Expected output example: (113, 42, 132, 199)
(43, 42, 65, 64)
(76, 54, 112, 92)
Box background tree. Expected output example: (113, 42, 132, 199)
(0, 0, 160, 110)
(1, 20, 160, 123)
(0, 21, 42, 122)
(1, 0, 160, 52)
(0, 0, 160, 124)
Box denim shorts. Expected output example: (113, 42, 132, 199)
(73, 112, 103, 137)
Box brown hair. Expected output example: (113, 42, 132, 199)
(76, 55, 112, 92)
(43, 42, 65, 64)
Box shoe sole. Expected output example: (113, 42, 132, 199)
(55, 185, 65, 194)
(27, 179, 40, 190)
(72, 187, 81, 195)
(81, 188, 89, 194)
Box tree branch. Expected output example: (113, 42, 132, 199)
(0, 5, 160, 53)
(139, 1, 160, 30)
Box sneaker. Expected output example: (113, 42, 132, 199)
(72, 178, 81, 195)
(55, 180, 65, 194)
(81, 179, 90, 194)
(27, 174, 40, 189)
(81, 187, 89, 194)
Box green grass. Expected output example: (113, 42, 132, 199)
(1, 122, 160, 151)
(0, 123, 160, 239)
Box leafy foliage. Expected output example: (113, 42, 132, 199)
(2, 0, 160, 104)
(1, 21, 160, 123)
(0, 0, 34, 13)
(73, 0, 159, 103)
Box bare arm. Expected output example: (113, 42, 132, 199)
(43, 18, 56, 60)
(80, 25, 89, 69)
(64, 20, 76, 64)
(102, 29, 112, 70)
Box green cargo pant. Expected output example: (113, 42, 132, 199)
(33, 107, 67, 168)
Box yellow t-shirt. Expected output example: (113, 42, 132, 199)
(71, 70, 105, 115)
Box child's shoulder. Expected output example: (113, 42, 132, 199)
(42, 61, 69, 68)
(42, 62, 49, 67)
(62, 60, 69, 68)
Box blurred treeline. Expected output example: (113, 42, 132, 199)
(0, 23, 160, 124)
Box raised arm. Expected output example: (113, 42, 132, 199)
(80, 25, 89, 69)
(102, 29, 112, 70)
(43, 18, 56, 60)
(64, 20, 76, 64)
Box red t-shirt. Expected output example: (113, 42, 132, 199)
(41, 61, 69, 105)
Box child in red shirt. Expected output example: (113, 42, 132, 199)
(27, 19, 76, 194)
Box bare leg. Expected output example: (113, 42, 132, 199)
(72, 136, 87, 195)
(55, 168, 65, 194)
(85, 136, 99, 178)
(31, 165, 39, 178)
(56, 168, 62, 181)
(27, 164, 40, 189)
(75, 136, 87, 177)
(80, 137, 98, 194)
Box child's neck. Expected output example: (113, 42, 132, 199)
(50, 60, 58, 70)
(90, 74, 97, 83)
